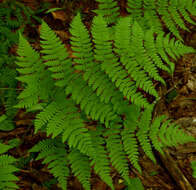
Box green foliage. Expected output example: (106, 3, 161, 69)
(0, 0, 43, 131)
(30, 139, 69, 190)
(93, 0, 119, 25)
(14, 11, 196, 189)
(127, 0, 196, 40)
(11, 0, 196, 189)
(0, 143, 19, 190)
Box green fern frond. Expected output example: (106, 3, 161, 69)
(0, 155, 19, 190)
(105, 124, 131, 184)
(68, 149, 91, 190)
(69, 13, 94, 71)
(40, 21, 73, 87)
(144, 29, 171, 73)
(15, 33, 53, 108)
(122, 106, 141, 173)
(114, 17, 159, 98)
(30, 139, 69, 190)
(92, 15, 149, 108)
(131, 21, 166, 85)
(90, 128, 114, 190)
(15, 33, 40, 108)
(69, 13, 130, 115)
(137, 106, 156, 163)
(94, 0, 119, 25)
(155, 32, 195, 72)
(159, 120, 196, 147)
(149, 115, 196, 154)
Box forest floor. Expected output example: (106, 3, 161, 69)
(1, 0, 196, 189)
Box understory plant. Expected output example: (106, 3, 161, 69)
(3, 0, 196, 189)
(0, 0, 42, 131)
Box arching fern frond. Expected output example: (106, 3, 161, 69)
(90, 128, 114, 190)
(69, 13, 94, 72)
(15, 33, 41, 108)
(114, 17, 159, 97)
(136, 106, 156, 163)
(104, 124, 131, 184)
(40, 21, 73, 87)
(122, 105, 141, 173)
(131, 21, 166, 84)
(149, 115, 196, 155)
(91, 15, 149, 108)
(15, 33, 54, 108)
(30, 139, 69, 190)
(69, 13, 130, 114)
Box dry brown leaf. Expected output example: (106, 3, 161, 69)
(51, 10, 68, 22)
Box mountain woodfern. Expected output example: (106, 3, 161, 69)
(14, 1, 196, 189)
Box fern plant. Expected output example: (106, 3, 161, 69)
(14, 1, 196, 188)
(0, 0, 42, 131)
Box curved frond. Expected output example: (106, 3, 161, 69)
(40, 21, 73, 87)
(92, 15, 149, 108)
(105, 124, 130, 183)
(90, 128, 114, 190)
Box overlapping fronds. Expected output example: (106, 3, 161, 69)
(15, 34, 54, 108)
(92, 15, 150, 108)
(15, 11, 196, 190)
(127, 0, 196, 40)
